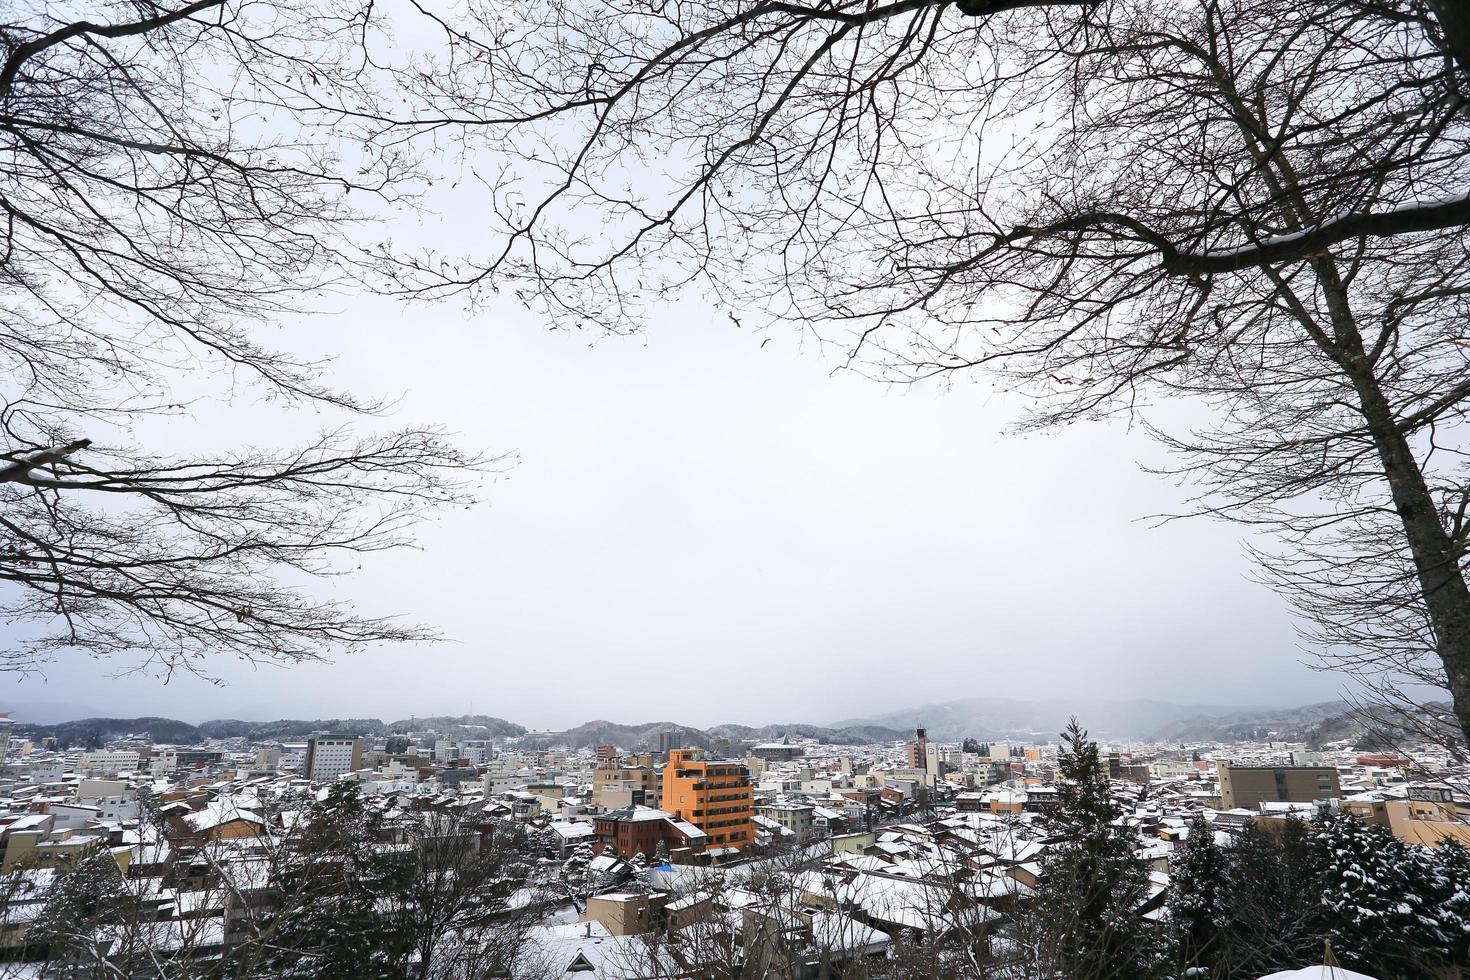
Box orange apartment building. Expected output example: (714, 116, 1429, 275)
(663, 749, 754, 852)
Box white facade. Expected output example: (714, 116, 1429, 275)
(305, 737, 362, 781)
(77, 750, 140, 774)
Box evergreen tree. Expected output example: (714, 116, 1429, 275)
(1406, 837, 1470, 974)
(1312, 808, 1436, 976)
(654, 839, 670, 866)
(28, 846, 127, 972)
(1215, 818, 1318, 977)
(562, 841, 596, 904)
(1432, 840, 1470, 968)
(259, 782, 408, 979)
(1170, 815, 1228, 974)
(1032, 720, 1166, 980)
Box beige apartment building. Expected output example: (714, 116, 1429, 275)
(1216, 760, 1341, 810)
(1385, 785, 1470, 847)
(593, 762, 662, 809)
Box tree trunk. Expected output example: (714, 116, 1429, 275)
(1428, 0, 1470, 82)
(1313, 263, 1470, 745)
(1347, 356, 1470, 745)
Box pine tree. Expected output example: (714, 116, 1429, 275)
(1312, 808, 1434, 976)
(626, 851, 651, 893)
(654, 839, 670, 866)
(261, 782, 408, 980)
(1170, 814, 1228, 974)
(1215, 817, 1319, 977)
(1429, 839, 1470, 969)
(28, 845, 128, 969)
(1032, 720, 1166, 980)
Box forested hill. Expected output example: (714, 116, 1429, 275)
(11, 714, 526, 749)
(11, 714, 905, 751)
(513, 720, 908, 750)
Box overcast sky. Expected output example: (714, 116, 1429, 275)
(0, 259, 1346, 728)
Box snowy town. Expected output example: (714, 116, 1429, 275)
(0, 713, 1457, 978)
(3, 0, 1470, 978)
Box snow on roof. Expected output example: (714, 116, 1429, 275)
(181, 801, 264, 832)
(601, 804, 676, 822)
(666, 889, 716, 912)
(808, 910, 889, 954)
(550, 821, 598, 840)
(668, 819, 706, 840)
(589, 853, 623, 873)
(519, 921, 672, 979)
(794, 868, 999, 934)
(1257, 968, 1380, 980)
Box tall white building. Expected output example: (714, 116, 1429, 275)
(303, 735, 363, 782)
(77, 750, 140, 775)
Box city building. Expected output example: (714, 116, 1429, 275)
(76, 750, 140, 775)
(663, 749, 754, 852)
(1216, 760, 1341, 810)
(592, 804, 707, 860)
(750, 740, 804, 762)
(756, 801, 815, 839)
(303, 734, 363, 782)
(593, 763, 662, 809)
(905, 728, 928, 769)
(1385, 785, 1470, 847)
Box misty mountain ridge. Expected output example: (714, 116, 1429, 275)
(515, 720, 908, 751)
(834, 696, 1355, 741)
(4, 697, 1376, 751)
(11, 714, 528, 747)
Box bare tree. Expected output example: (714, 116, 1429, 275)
(0, 1, 490, 677)
(403, 0, 1470, 741)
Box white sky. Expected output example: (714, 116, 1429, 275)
(0, 273, 1343, 728)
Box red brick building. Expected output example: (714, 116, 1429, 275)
(593, 805, 707, 861)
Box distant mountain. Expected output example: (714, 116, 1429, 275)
(1148, 701, 1353, 743)
(386, 715, 526, 739)
(517, 720, 711, 752)
(1153, 700, 1464, 751)
(12, 716, 202, 747)
(705, 723, 907, 744)
(196, 718, 390, 740)
(833, 697, 1290, 741)
(13, 713, 524, 748)
(515, 719, 907, 752)
(8, 711, 895, 752)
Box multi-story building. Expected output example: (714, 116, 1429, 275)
(1217, 760, 1341, 810)
(593, 804, 707, 860)
(151, 748, 224, 773)
(1107, 753, 1151, 785)
(756, 801, 815, 839)
(1385, 785, 1470, 846)
(76, 750, 140, 775)
(750, 740, 804, 762)
(663, 749, 754, 852)
(303, 734, 363, 782)
(593, 764, 662, 809)
(905, 728, 928, 769)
